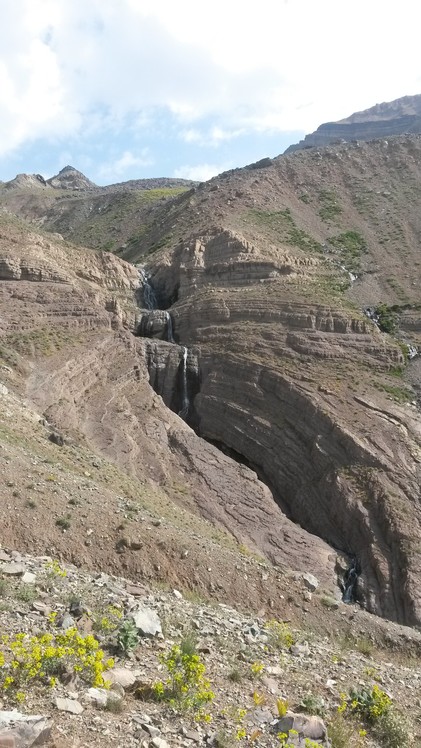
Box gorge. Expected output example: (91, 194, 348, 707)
(1, 132, 421, 633)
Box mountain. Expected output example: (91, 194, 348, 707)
(2, 133, 421, 743)
(285, 93, 421, 153)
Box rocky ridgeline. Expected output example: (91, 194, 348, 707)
(285, 94, 421, 153)
(2, 166, 195, 195)
(0, 549, 419, 747)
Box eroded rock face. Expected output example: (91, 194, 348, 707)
(140, 228, 421, 626)
(0, 217, 341, 605)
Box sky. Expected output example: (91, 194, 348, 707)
(0, 0, 420, 185)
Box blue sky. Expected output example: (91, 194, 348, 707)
(1, 0, 420, 185)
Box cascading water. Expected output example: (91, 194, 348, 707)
(178, 346, 190, 419)
(342, 557, 360, 603)
(138, 268, 157, 310)
(165, 312, 174, 343)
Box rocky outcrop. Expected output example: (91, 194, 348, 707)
(0, 217, 342, 608)
(285, 94, 421, 153)
(137, 226, 421, 627)
(4, 173, 47, 189)
(46, 165, 98, 191)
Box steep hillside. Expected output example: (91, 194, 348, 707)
(0, 214, 342, 621)
(0, 167, 194, 253)
(285, 94, 421, 153)
(1, 136, 421, 634)
(122, 135, 421, 628)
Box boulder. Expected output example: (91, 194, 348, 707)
(0, 711, 52, 748)
(132, 606, 162, 637)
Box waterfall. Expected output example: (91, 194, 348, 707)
(342, 557, 360, 603)
(178, 346, 189, 419)
(138, 268, 157, 310)
(165, 312, 174, 343)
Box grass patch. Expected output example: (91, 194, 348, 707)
(246, 208, 322, 254)
(318, 190, 342, 221)
(329, 230, 367, 272)
(373, 381, 413, 404)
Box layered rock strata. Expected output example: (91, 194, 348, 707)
(140, 228, 421, 626)
(285, 94, 421, 153)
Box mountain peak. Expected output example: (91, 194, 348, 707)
(47, 166, 97, 191)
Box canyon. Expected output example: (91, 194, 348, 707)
(1, 131, 421, 636)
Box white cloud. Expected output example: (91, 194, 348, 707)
(0, 0, 420, 161)
(174, 162, 232, 181)
(97, 149, 154, 181)
(181, 126, 245, 147)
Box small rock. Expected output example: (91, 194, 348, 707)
(69, 600, 86, 619)
(173, 589, 183, 600)
(32, 602, 51, 617)
(48, 432, 64, 446)
(301, 573, 319, 592)
(0, 710, 52, 747)
(107, 667, 136, 689)
(251, 707, 273, 724)
(85, 688, 123, 710)
(144, 724, 161, 738)
(21, 572, 36, 585)
(59, 613, 75, 630)
(321, 596, 340, 610)
(55, 698, 84, 715)
(84, 688, 108, 709)
(274, 712, 326, 740)
(126, 584, 145, 596)
(1, 563, 25, 576)
(290, 642, 310, 657)
(181, 727, 201, 741)
(152, 739, 170, 748)
(132, 606, 162, 637)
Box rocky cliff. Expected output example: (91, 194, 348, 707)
(285, 94, 421, 153)
(2, 135, 421, 631)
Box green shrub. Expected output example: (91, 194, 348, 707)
(374, 707, 411, 748)
(117, 619, 139, 655)
(375, 304, 398, 334)
(299, 692, 326, 716)
(55, 516, 71, 531)
(0, 627, 114, 702)
(227, 666, 242, 683)
(16, 584, 37, 603)
(265, 619, 295, 649)
(318, 190, 342, 221)
(327, 714, 350, 748)
(152, 643, 215, 714)
(339, 684, 391, 723)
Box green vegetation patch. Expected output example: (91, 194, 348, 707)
(246, 208, 322, 254)
(375, 303, 398, 334)
(318, 189, 342, 221)
(328, 230, 368, 273)
(373, 380, 413, 404)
